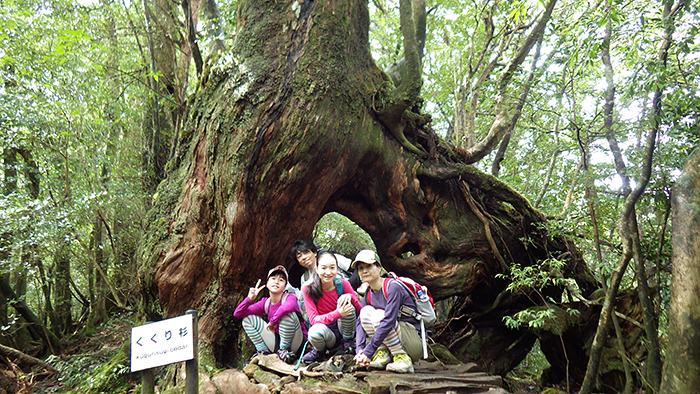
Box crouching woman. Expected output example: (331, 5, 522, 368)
(301, 251, 362, 363)
(352, 250, 421, 373)
(233, 265, 307, 364)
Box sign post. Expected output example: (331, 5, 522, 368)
(131, 312, 198, 392)
(184, 310, 198, 394)
(141, 367, 155, 394)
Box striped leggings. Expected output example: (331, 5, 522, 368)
(242, 313, 304, 352)
(359, 305, 421, 361)
(307, 311, 356, 351)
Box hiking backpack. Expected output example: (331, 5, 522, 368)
(366, 272, 436, 358)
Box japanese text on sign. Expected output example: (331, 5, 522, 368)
(131, 314, 194, 372)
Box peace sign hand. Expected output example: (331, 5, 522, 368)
(248, 279, 265, 301)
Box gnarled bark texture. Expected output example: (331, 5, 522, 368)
(138, 0, 608, 379)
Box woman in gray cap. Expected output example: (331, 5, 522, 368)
(352, 250, 422, 373)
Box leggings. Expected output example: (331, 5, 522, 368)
(242, 313, 304, 352)
(307, 310, 356, 351)
(359, 305, 421, 361)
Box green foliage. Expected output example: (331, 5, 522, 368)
(1, 0, 148, 331)
(498, 259, 580, 334)
(0, 0, 696, 390)
(313, 212, 375, 259)
(499, 258, 575, 294)
(503, 305, 580, 335)
(50, 342, 131, 394)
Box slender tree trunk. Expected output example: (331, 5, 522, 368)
(492, 37, 546, 178)
(201, 0, 225, 56)
(141, 0, 198, 195)
(459, 0, 557, 163)
(0, 147, 17, 345)
(17, 148, 40, 348)
(88, 216, 107, 328)
(654, 189, 671, 318)
(579, 252, 632, 394)
(612, 310, 633, 394)
(12, 268, 30, 350)
(630, 211, 661, 390)
(558, 157, 583, 218)
(52, 247, 73, 335)
(34, 255, 56, 330)
(141, 0, 165, 195)
(580, 2, 682, 390)
(582, 141, 603, 267)
(660, 147, 700, 393)
(534, 145, 559, 208)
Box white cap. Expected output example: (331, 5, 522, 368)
(351, 249, 378, 269)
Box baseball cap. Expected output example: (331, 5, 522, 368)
(267, 265, 288, 281)
(351, 249, 379, 269)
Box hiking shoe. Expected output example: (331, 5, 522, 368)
(386, 353, 414, 373)
(368, 349, 391, 369)
(255, 349, 272, 357)
(341, 338, 355, 354)
(301, 348, 324, 363)
(277, 347, 297, 364)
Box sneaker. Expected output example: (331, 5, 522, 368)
(368, 349, 391, 369)
(301, 348, 324, 363)
(386, 353, 414, 373)
(277, 347, 297, 364)
(341, 338, 355, 354)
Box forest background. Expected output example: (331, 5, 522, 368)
(0, 0, 698, 392)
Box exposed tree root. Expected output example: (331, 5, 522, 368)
(460, 181, 510, 273)
(0, 344, 57, 374)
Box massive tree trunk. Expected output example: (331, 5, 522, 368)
(139, 0, 600, 375)
(660, 147, 700, 393)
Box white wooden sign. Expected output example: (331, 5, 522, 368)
(131, 314, 194, 372)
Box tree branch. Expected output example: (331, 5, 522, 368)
(375, 0, 427, 156)
(459, 0, 557, 164)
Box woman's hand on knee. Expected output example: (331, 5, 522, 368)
(337, 294, 352, 307)
(337, 302, 354, 317)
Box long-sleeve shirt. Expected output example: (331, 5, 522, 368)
(233, 292, 307, 336)
(302, 279, 362, 326)
(356, 279, 420, 358)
